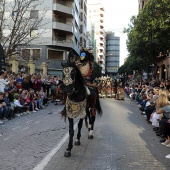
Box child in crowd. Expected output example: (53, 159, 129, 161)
(14, 96, 28, 116)
(4, 92, 15, 119)
(28, 89, 39, 112)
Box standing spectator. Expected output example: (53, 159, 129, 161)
(50, 77, 57, 102)
(39, 87, 48, 106)
(33, 75, 42, 92)
(22, 76, 32, 90)
(16, 73, 23, 84)
(0, 70, 10, 93)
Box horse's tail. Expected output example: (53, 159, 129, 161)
(95, 88, 102, 116)
(59, 106, 67, 122)
(84, 115, 88, 128)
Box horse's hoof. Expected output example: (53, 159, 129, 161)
(75, 140, 80, 146)
(64, 150, 71, 157)
(88, 135, 93, 139)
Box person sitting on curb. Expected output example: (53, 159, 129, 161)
(14, 96, 28, 116)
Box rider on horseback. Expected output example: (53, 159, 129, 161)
(75, 49, 101, 139)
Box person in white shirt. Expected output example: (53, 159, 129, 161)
(14, 96, 27, 116)
(0, 70, 10, 93)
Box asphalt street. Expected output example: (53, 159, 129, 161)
(44, 97, 170, 170)
(0, 103, 67, 170)
(1, 97, 170, 170)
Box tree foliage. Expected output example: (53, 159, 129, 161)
(121, 0, 170, 76)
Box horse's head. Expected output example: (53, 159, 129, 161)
(61, 62, 84, 94)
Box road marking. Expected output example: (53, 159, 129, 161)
(22, 127, 29, 131)
(33, 122, 78, 170)
(3, 137, 9, 141)
(12, 126, 20, 130)
(35, 120, 41, 124)
(26, 120, 33, 124)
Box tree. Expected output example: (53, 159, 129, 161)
(93, 61, 102, 77)
(123, 0, 170, 78)
(0, 0, 47, 59)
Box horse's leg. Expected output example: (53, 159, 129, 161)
(88, 95, 96, 139)
(86, 107, 92, 131)
(88, 115, 96, 139)
(64, 118, 74, 157)
(75, 119, 83, 145)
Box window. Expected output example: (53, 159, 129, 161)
(22, 49, 41, 60)
(30, 28, 38, 37)
(22, 49, 30, 60)
(30, 10, 38, 19)
(0, 12, 3, 20)
(12, 11, 18, 17)
(33, 49, 40, 59)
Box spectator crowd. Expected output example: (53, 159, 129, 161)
(0, 70, 64, 124)
(125, 78, 170, 159)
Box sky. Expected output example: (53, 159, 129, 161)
(101, 0, 139, 66)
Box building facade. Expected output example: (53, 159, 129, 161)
(87, 0, 105, 74)
(105, 32, 120, 76)
(1, 0, 87, 75)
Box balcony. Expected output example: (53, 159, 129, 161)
(100, 22, 104, 29)
(98, 46, 104, 51)
(53, 1, 74, 16)
(52, 37, 73, 48)
(100, 10, 104, 17)
(98, 58, 105, 62)
(100, 29, 104, 34)
(98, 51, 104, 56)
(99, 40, 104, 45)
(53, 21, 73, 32)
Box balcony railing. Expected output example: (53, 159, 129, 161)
(53, 21, 73, 32)
(52, 37, 73, 48)
(54, 0, 72, 7)
(53, 0, 74, 16)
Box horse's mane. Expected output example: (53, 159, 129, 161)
(74, 65, 85, 88)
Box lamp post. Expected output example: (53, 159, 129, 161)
(0, 43, 6, 71)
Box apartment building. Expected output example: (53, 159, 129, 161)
(87, 0, 105, 74)
(80, 0, 87, 48)
(105, 32, 120, 76)
(1, 0, 86, 75)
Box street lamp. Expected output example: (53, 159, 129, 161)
(0, 43, 6, 71)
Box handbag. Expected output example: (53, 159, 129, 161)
(26, 98, 30, 103)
